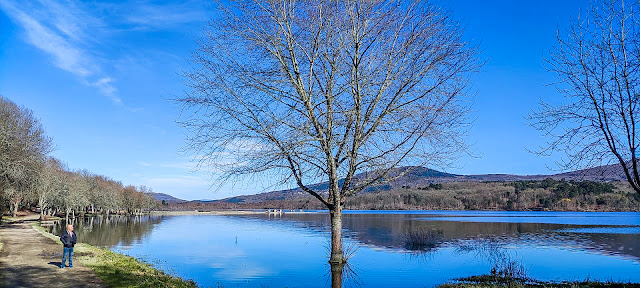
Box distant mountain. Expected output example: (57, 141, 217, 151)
(211, 164, 630, 204)
(148, 192, 186, 203)
(553, 164, 628, 182)
(458, 163, 628, 182)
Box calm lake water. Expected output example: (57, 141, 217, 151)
(52, 211, 640, 288)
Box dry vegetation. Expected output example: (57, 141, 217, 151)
(170, 179, 639, 212)
(346, 180, 638, 211)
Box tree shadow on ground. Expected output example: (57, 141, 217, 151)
(1, 265, 95, 288)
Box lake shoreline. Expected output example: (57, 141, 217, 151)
(440, 274, 640, 287)
(0, 213, 196, 288)
(29, 217, 198, 288)
(150, 208, 639, 214)
(37, 210, 640, 287)
(0, 214, 107, 288)
(150, 209, 318, 216)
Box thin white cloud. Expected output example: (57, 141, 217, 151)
(122, 1, 206, 29)
(144, 175, 209, 188)
(0, 1, 89, 76)
(0, 0, 206, 106)
(138, 160, 198, 171)
(89, 77, 120, 104)
(139, 161, 153, 167)
(0, 0, 121, 104)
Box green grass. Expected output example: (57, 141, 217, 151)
(1, 216, 18, 224)
(32, 223, 198, 288)
(439, 274, 640, 288)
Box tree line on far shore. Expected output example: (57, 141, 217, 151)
(0, 95, 158, 221)
(167, 179, 639, 212)
(345, 179, 638, 211)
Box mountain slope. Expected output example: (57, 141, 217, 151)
(213, 164, 630, 204)
(148, 192, 186, 203)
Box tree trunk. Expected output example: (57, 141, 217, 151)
(329, 207, 344, 264)
(11, 201, 18, 217)
(38, 198, 47, 220)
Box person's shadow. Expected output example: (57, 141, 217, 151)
(48, 261, 63, 268)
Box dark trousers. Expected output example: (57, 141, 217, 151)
(62, 247, 73, 267)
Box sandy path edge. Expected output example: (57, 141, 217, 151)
(0, 215, 107, 288)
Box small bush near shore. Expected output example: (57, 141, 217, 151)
(33, 223, 198, 288)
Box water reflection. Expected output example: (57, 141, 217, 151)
(327, 258, 361, 288)
(262, 212, 640, 261)
(50, 215, 162, 247)
(454, 238, 528, 281)
(52, 211, 640, 287)
(330, 262, 344, 288)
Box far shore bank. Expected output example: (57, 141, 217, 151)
(148, 208, 640, 215)
(150, 209, 317, 216)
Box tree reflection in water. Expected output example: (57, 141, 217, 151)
(273, 212, 640, 261)
(329, 261, 362, 288)
(403, 228, 444, 252)
(44, 212, 640, 287)
(49, 215, 163, 247)
(323, 237, 361, 288)
(455, 237, 528, 282)
(401, 227, 445, 264)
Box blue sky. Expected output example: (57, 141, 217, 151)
(0, 0, 587, 200)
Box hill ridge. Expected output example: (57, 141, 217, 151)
(210, 164, 629, 204)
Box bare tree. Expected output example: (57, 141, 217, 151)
(180, 0, 477, 265)
(0, 95, 52, 217)
(531, 0, 640, 194)
(34, 157, 65, 220)
(0, 95, 157, 219)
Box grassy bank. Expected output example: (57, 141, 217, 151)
(32, 223, 198, 288)
(439, 275, 640, 288)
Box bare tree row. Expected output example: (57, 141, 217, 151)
(0, 95, 157, 221)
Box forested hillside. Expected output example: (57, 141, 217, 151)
(167, 178, 638, 212)
(344, 179, 638, 211)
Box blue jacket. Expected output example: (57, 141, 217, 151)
(60, 231, 77, 248)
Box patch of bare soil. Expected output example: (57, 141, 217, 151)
(0, 214, 107, 288)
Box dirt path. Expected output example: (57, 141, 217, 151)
(0, 215, 107, 288)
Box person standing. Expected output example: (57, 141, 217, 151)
(60, 224, 77, 268)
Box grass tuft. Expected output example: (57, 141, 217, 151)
(439, 275, 640, 288)
(402, 228, 443, 251)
